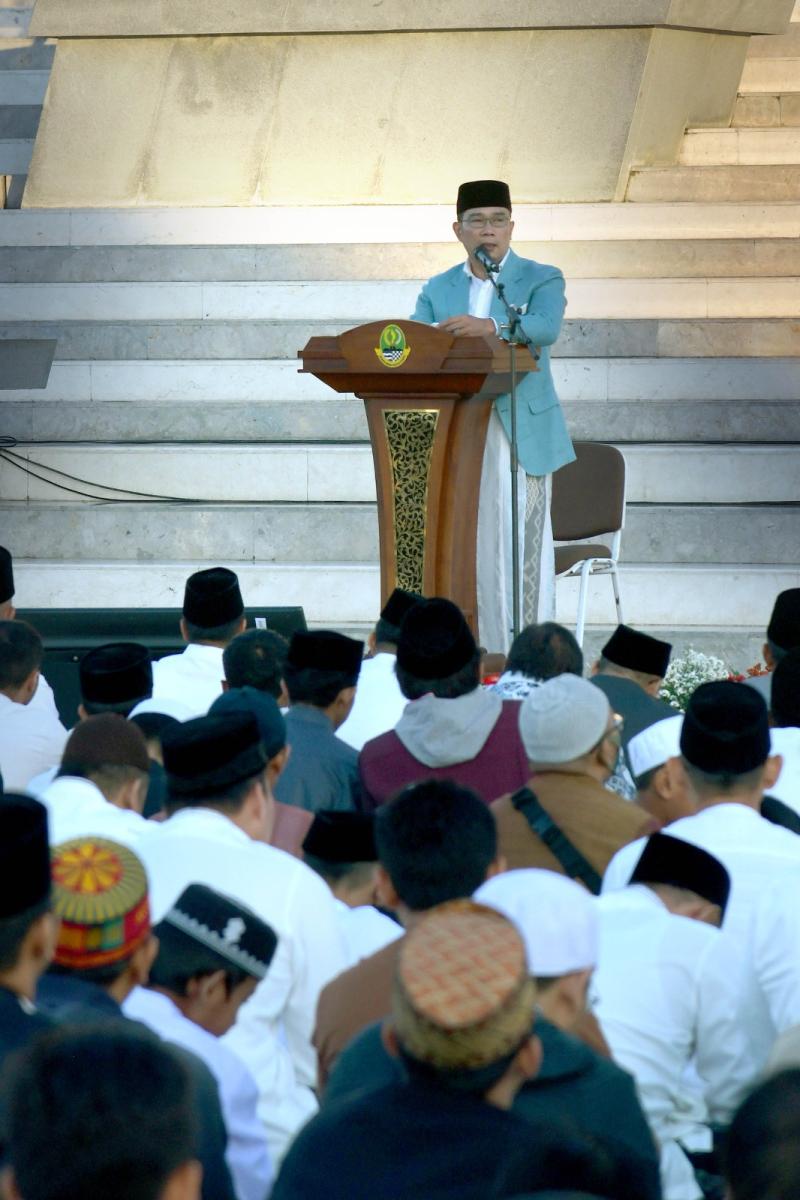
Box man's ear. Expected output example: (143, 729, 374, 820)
(763, 640, 775, 669)
(485, 854, 507, 881)
(186, 969, 228, 1009)
(179, 617, 190, 644)
(162, 1159, 203, 1200)
(374, 865, 400, 910)
(131, 934, 159, 987)
(514, 1034, 542, 1083)
(266, 745, 290, 785)
(367, 630, 377, 655)
(643, 675, 662, 698)
(590, 659, 601, 676)
(763, 754, 783, 792)
(380, 1020, 400, 1059)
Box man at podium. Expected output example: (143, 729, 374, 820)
(411, 180, 575, 653)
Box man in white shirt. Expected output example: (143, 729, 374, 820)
(125, 883, 278, 1200)
(336, 588, 418, 752)
(596, 832, 751, 1200)
(39, 714, 151, 849)
(626, 714, 692, 828)
(764, 648, 800, 815)
(0, 620, 68, 792)
(604, 681, 800, 1078)
(301, 810, 402, 967)
(0, 545, 62, 723)
(152, 567, 247, 718)
(141, 710, 345, 1165)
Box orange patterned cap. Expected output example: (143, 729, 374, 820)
(393, 899, 535, 1072)
(51, 838, 151, 970)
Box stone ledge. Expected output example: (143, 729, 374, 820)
(28, 0, 795, 39)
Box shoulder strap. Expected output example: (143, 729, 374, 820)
(510, 787, 602, 896)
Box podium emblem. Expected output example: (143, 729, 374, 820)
(375, 323, 411, 368)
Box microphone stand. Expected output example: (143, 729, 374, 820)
(477, 247, 539, 643)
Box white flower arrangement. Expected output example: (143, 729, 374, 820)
(659, 648, 730, 712)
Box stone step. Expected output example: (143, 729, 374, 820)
(0, 39, 55, 70)
(0, 135, 31, 173)
(679, 127, 800, 166)
(5, 316, 800, 361)
(4, 397, 797, 446)
(3, 356, 798, 404)
(748, 25, 800, 58)
(0, 70, 48, 104)
(627, 165, 800, 202)
(1, 443, 796, 507)
(740, 58, 800, 93)
(4, 277, 800, 321)
(0, 500, 796, 568)
(9, 559, 799, 630)
(7, 238, 800, 282)
(6, 204, 800, 245)
(732, 93, 800, 128)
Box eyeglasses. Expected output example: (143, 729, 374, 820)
(460, 214, 511, 230)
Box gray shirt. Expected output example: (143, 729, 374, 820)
(275, 704, 361, 812)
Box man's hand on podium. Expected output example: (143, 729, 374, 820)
(438, 315, 496, 338)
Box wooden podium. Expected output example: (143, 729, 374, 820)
(299, 320, 538, 634)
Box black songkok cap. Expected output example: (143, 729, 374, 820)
(0, 794, 50, 918)
(680, 680, 770, 775)
(183, 567, 244, 629)
(162, 712, 267, 799)
(767, 588, 800, 652)
(602, 624, 672, 678)
(79, 642, 153, 706)
(396, 597, 476, 681)
(630, 832, 731, 917)
(456, 180, 512, 214)
(0, 546, 13, 605)
(302, 811, 378, 863)
(158, 884, 278, 980)
(287, 631, 364, 684)
(209, 686, 287, 759)
(380, 588, 423, 629)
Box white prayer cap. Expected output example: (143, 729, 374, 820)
(518, 674, 610, 764)
(475, 868, 598, 976)
(128, 696, 195, 722)
(627, 714, 683, 780)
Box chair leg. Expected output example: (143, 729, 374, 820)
(575, 560, 593, 648)
(611, 563, 623, 624)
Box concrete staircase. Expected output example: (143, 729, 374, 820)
(0, 3, 51, 208)
(0, 20, 798, 659)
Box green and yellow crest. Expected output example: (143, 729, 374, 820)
(374, 323, 411, 368)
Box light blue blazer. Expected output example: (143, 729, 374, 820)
(410, 248, 575, 477)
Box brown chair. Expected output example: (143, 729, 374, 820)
(551, 442, 626, 646)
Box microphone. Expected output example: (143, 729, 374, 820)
(474, 244, 500, 275)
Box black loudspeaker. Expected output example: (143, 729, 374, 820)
(16, 607, 307, 728)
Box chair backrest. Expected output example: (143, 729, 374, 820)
(550, 442, 626, 542)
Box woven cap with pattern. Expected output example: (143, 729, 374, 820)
(392, 899, 535, 1072)
(51, 837, 151, 970)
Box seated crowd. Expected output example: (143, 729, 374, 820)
(2, 540, 800, 1199)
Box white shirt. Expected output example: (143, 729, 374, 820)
(595, 886, 752, 1200)
(139, 807, 345, 1165)
(151, 644, 225, 718)
(124, 987, 271, 1200)
(767, 726, 800, 814)
(336, 653, 407, 752)
(40, 775, 150, 850)
(0, 691, 68, 792)
(334, 900, 403, 968)
(603, 803, 800, 1076)
(464, 250, 511, 323)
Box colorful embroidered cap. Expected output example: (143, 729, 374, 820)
(392, 899, 534, 1073)
(51, 838, 151, 970)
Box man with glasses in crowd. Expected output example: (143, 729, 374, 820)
(411, 180, 574, 653)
